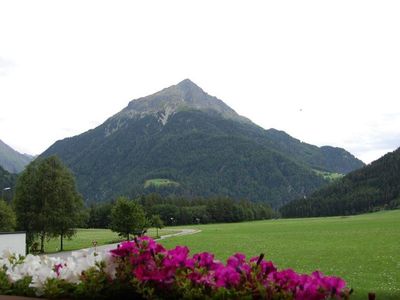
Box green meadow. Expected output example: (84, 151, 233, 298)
(144, 178, 180, 188)
(39, 210, 400, 299)
(160, 210, 400, 300)
(42, 228, 175, 253)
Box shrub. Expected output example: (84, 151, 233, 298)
(0, 237, 351, 299)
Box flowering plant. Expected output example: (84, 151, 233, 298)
(0, 237, 351, 299)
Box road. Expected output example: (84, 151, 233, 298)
(42, 228, 201, 260)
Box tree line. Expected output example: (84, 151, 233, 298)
(87, 193, 275, 229)
(1, 155, 275, 253)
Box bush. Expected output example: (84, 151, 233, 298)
(0, 237, 351, 299)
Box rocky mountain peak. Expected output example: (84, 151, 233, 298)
(110, 79, 251, 131)
(176, 78, 202, 92)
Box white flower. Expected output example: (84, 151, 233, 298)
(0, 248, 117, 295)
(1, 248, 14, 260)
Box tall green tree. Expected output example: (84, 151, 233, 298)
(110, 197, 148, 240)
(150, 214, 164, 238)
(0, 199, 16, 232)
(13, 156, 83, 252)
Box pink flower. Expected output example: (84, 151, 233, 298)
(250, 256, 277, 275)
(215, 265, 241, 288)
(53, 263, 63, 276)
(105, 236, 348, 299)
(110, 241, 138, 257)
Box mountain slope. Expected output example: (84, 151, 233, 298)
(280, 147, 400, 217)
(41, 79, 363, 206)
(0, 139, 34, 173)
(0, 165, 17, 196)
(263, 129, 364, 174)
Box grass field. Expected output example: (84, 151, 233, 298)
(160, 210, 400, 300)
(42, 228, 175, 253)
(313, 169, 345, 181)
(144, 178, 180, 188)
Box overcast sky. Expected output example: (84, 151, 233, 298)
(1, 1, 399, 164)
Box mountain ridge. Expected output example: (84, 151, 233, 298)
(0, 139, 34, 173)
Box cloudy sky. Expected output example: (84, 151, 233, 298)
(1, 1, 399, 164)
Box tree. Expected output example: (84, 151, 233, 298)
(110, 197, 148, 240)
(150, 215, 164, 238)
(0, 199, 16, 232)
(46, 160, 85, 251)
(13, 156, 83, 253)
(87, 202, 113, 228)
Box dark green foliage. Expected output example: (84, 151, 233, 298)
(280, 147, 400, 217)
(0, 165, 17, 201)
(41, 111, 334, 208)
(13, 156, 84, 252)
(150, 214, 164, 237)
(110, 197, 148, 240)
(89, 194, 274, 227)
(138, 194, 275, 225)
(0, 199, 16, 231)
(0, 267, 13, 295)
(43, 278, 76, 299)
(87, 202, 113, 228)
(264, 129, 364, 174)
(0, 268, 35, 297)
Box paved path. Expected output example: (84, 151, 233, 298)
(42, 228, 201, 260)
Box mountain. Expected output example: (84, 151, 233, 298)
(280, 147, 400, 217)
(0, 139, 34, 173)
(41, 79, 363, 207)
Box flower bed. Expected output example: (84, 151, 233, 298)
(0, 236, 351, 299)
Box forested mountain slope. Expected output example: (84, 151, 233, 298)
(0, 139, 33, 173)
(280, 147, 400, 216)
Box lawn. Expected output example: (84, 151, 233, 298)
(144, 178, 180, 188)
(313, 169, 344, 181)
(160, 210, 400, 300)
(42, 228, 176, 253)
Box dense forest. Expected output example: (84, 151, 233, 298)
(87, 194, 276, 228)
(0, 165, 16, 201)
(43, 111, 331, 207)
(280, 147, 400, 217)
